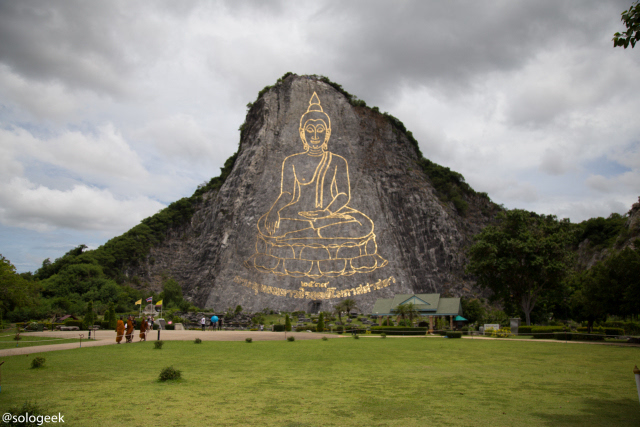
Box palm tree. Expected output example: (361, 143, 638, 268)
(334, 299, 357, 325)
(393, 303, 420, 326)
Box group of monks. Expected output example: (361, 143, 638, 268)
(115, 315, 150, 344)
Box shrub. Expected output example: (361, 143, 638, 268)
(30, 357, 46, 369)
(284, 314, 292, 332)
(381, 319, 394, 326)
(446, 331, 462, 338)
(353, 334, 360, 339)
(273, 324, 286, 332)
(485, 327, 512, 338)
(165, 324, 175, 330)
(159, 366, 181, 381)
(245, 337, 253, 343)
(518, 326, 532, 334)
(295, 326, 306, 332)
(418, 321, 429, 327)
(154, 340, 164, 349)
(194, 338, 202, 344)
(3, 401, 45, 426)
(287, 336, 295, 342)
(380, 333, 386, 338)
(336, 325, 344, 334)
(321, 336, 328, 341)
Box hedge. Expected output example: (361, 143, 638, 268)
(529, 327, 567, 339)
(577, 327, 624, 336)
(272, 324, 286, 332)
(518, 326, 532, 334)
(602, 321, 640, 335)
(554, 332, 604, 341)
(370, 327, 427, 336)
(446, 331, 462, 338)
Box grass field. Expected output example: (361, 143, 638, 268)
(0, 334, 80, 349)
(0, 337, 638, 426)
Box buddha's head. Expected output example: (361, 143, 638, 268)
(299, 92, 331, 152)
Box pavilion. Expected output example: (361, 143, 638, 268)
(371, 294, 464, 330)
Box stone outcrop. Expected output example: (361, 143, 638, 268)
(127, 75, 499, 312)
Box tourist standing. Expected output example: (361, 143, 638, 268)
(201, 317, 206, 331)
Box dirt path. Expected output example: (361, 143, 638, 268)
(0, 330, 341, 357)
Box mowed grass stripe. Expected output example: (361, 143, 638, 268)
(0, 338, 638, 426)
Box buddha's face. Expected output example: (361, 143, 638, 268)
(301, 119, 330, 149)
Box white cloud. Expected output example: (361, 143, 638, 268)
(0, 177, 164, 232)
(1, 125, 148, 185)
(133, 114, 218, 164)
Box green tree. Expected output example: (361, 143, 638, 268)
(106, 301, 117, 329)
(0, 255, 41, 315)
(460, 298, 485, 325)
(162, 278, 183, 307)
(235, 305, 243, 315)
(317, 312, 325, 332)
(466, 210, 574, 325)
(613, 1, 640, 48)
(284, 314, 292, 332)
(393, 303, 420, 326)
(83, 301, 95, 329)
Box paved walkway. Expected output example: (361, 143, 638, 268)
(2, 330, 637, 357)
(0, 330, 341, 357)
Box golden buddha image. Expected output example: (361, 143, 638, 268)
(245, 92, 387, 279)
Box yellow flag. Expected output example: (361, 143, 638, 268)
(156, 300, 163, 306)
(135, 299, 142, 305)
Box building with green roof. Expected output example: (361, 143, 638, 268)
(371, 294, 464, 329)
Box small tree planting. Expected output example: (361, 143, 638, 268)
(194, 338, 202, 344)
(245, 337, 253, 343)
(154, 340, 164, 349)
(287, 336, 295, 342)
(82, 300, 96, 330)
(317, 312, 325, 332)
(159, 366, 181, 381)
(284, 314, 292, 332)
(31, 357, 46, 369)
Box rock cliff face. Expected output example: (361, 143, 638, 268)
(127, 75, 498, 312)
(575, 197, 640, 269)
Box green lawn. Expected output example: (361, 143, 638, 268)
(0, 338, 638, 426)
(0, 334, 81, 349)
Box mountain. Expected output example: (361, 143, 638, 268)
(114, 73, 500, 313)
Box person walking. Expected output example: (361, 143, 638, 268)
(125, 315, 135, 343)
(116, 316, 125, 344)
(139, 317, 148, 342)
(210, 315, 218, 331)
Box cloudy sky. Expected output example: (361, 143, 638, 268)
(1, 0, 639, 273)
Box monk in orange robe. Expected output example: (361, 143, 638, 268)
(125, 316, 135, 343)
(139, 318, 148, 342)
(116, 317, 125, 344)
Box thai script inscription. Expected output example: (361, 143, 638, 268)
(233, 276, 396, 299)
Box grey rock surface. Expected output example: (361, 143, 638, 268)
(127, 75, 498, 313)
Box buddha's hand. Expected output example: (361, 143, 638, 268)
(299, 209, 331, 220)
(265, 211, 280, 235)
